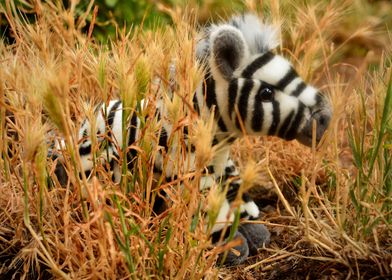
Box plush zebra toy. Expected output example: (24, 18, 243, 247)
(52, 14, 332, 266)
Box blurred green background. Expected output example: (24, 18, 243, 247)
(1, 0, 391, 49)
(0, 0, 248, 43)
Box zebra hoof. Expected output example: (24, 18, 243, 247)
(219, 231, 249, 266)
(238, 223, 270, 256)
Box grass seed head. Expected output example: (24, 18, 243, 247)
(42, 87, 66, 134)
(134, 54, 151, 97)
(115, 55, 138, 112)
(97, 51, 109, 99)
(164, 92, 182, 123)
(34, 138, 48, 189)
(240, 159, 260, 192)
(41, 66, 71, 134)
(192, 114, 216, 170)
(22, 118, 47, 163)
(206, 184, 226, 231)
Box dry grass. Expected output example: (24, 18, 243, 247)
(1, 0, 391, 279)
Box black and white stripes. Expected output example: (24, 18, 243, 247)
(194, 15, 331, 146)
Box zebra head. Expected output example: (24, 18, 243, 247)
(197, 14, 332, 146)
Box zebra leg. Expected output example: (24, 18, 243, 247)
(219, 224, 271, 265)
(238, 223, 270, 256)
(217, 231, 249, 266)
(213, 158, 270, 265)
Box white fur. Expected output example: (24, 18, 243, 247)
(196, 33, 210, 61)
(212, 199, 234, 233)
(261, 102, 274, 134)
(299, 85, 318, 107)
(199, 175, 216, 190)
(230, 14, 280, 53)
(111, 103, 123, 147)
(241, 201, 260, 219)
(250, 55, 292, 85)
(276, 92, 301, 124)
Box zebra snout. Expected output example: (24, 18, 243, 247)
(297, 108, 332, 147)
(312, 109, 331, 140)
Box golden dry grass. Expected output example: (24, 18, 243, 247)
(1, 0, 391, 279)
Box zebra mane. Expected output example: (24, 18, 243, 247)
(196, 13, 280, 61)
(228, 14, 280, 54)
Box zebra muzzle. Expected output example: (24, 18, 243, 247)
(297, 108, 332, 147)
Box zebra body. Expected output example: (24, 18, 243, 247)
(54, 14, 332, 265)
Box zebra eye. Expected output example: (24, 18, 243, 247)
(259, 86, 275, 102)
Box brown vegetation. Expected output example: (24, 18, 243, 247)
(1, 0, 391, 279)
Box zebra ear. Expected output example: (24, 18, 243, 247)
(210, 26, 247, 80)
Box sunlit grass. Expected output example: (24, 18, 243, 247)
(0, 0, 391, 279)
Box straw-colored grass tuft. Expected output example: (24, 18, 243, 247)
(1, 0, 391, 279)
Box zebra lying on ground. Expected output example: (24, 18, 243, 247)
(51, 14, 332, 265)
